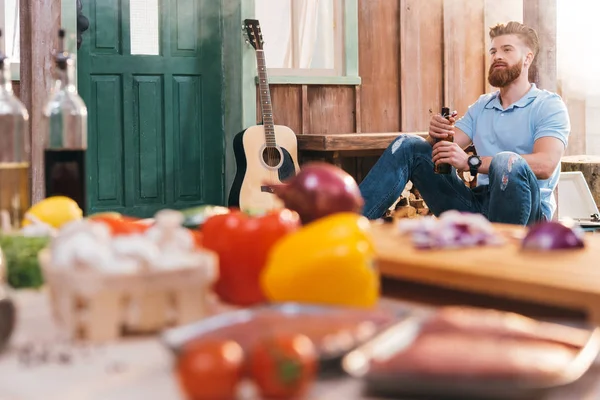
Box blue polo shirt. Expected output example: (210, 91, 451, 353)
(455, 83, 570, 220)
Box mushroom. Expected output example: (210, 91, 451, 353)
(144, 209, 194, 255)
(111, 234, 160, 272)
(50, 220, 114, 270)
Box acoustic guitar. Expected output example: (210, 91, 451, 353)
(228, 19, 300, 212)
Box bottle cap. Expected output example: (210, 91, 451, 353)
(54, 29, 71, 71)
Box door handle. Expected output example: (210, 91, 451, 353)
(76, 0, 89, 49)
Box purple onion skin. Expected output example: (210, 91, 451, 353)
(521, 221, 585, 251)
(269, 162, 364, 224)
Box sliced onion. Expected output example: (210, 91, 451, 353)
(398, 211, 504, 249)
(521, 221, 585, 251)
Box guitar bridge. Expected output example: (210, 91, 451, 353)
(261, 185, 274, 193)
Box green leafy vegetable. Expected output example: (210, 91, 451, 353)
(0, 235, 50, 289)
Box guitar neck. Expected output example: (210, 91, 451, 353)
(256, 50, 276, 147)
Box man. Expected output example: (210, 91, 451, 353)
(359, 21, 570, 226)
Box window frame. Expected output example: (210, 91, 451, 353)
(0, 0, 77, 82)
(252, 0, 360, 85)
(0, 0, 20, 80)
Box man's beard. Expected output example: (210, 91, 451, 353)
(488, 59, 523, 88)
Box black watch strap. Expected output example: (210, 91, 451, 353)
(469, 165, 478, 177)
(468, 156, 481, 177)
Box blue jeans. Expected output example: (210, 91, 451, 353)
(358, 135, 544, 226)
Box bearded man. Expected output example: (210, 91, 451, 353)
(359, 21, 570, 226)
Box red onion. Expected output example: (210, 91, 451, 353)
(268, 162, 364, 224)
(398, 211, 504, 249)
(521, 221, 585, 251)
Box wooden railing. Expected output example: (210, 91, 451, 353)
(297, 132, 428, 167)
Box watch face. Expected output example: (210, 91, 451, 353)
(468, 157, 480, 167)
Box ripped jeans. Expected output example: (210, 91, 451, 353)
(358, 134, 544, 226)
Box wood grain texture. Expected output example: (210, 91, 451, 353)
(372, 222, 600, 324)
(483, 0, 523, 93)
(301, 84, 309, 134)
(443, 0, 485, 118)
(20, 0, 62, 203)
(12, 81, 20, 98)
(259, 85, 302, 135)
(307, 85, 355, 134)
(354, 85, 361, 133)
(358, 0, 400, 133)
(297, 132, 428, 151)
(523, 0, 557, 92)
(561, 93, 586, 156)
(399, 0, 444, 131)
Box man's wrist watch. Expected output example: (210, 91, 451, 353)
(467, 155, 482, 177)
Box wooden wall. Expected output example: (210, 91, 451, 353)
(257, 0, 491, 179)
(257, 0, 574, 180)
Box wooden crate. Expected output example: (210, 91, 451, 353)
(38, 248, 218, 342)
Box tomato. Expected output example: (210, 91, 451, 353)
(89, 216, 150, 236)
(202, 209, 300, 306)
(176, 339, 245, 400)
(249, 333, 318, 399)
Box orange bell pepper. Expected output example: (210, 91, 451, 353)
(202, 209, 301, 306)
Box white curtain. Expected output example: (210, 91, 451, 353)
(255, 0, 335, 70)
(255, 0, 292, 68)
(291, 0, 320, 68)
(557, 0, 600, 154)
(557, 1, 600, 98)
(1, 0, 19, 60)
(310, 0, 335, 69)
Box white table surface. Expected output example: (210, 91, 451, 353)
(0, 290, 381, 400)
(3, 290, 600, 400)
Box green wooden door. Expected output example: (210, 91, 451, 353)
(78, 0, 224, 217)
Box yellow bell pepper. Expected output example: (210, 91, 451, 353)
(260, 212, 379, 308)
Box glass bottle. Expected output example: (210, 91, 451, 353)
(0, 29, 31, 230)
(434, 106, 454, 175)
(43, 29, 88, 213)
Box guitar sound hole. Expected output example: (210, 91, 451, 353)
(262, 147, 282, 168)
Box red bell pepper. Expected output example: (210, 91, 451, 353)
(202, 209, 301, 306)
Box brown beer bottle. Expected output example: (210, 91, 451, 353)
(434, 106, 454, 174)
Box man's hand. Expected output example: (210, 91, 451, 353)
(429, 113, 457, 142)
(432, 141, 470, 171)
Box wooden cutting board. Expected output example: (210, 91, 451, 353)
(370, 221, 600, 323)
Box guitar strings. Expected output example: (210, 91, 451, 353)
(267, 128, 276, 183)
(256, 44, 278, 184)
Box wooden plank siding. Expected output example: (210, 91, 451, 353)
(257, 0, 484, 180)
(523, 0, 557, 92)
(255, 0, 565, 183)
(442, 0, 486, 119)
(483, 0, 523, 93)
(399, 0, 444, 132)
(357, 0, 401, 133)
(20, 0, 62, 203)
